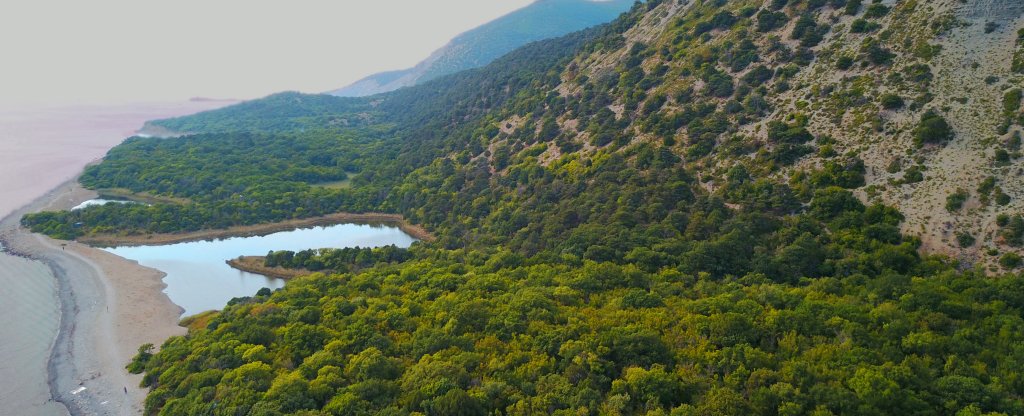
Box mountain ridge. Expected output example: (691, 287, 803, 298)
(328, 0, 633, 97)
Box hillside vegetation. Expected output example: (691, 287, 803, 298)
(24, 0, 1024, 414)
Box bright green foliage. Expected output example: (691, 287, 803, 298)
(133, 242, 1024, 415)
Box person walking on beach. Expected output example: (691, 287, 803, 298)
(124, 386, 127, 394)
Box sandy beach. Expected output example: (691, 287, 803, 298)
(1, 180, 185, 415)
(0, 101, 230, 415)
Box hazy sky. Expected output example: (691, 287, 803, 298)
(0, 0, 536, 108)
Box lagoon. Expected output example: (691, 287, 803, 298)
(103, 223, 416, 315)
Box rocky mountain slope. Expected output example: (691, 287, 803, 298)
(328, 0, 632, 97)
(506, 0, 1024, 269)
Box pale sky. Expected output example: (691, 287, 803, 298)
(0, 0, 536, 108)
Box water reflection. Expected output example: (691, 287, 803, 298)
(103, 223, 415, 315)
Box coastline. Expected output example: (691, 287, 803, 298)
(79, 211, 435, 247)
(0, 179, 185, 415)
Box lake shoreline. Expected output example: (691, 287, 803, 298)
(79, 211, 435, 247)
(226, 256, 312, 280)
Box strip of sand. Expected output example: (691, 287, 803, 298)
(1, 180, 184, 416)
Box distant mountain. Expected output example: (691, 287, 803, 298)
(328, 0, 632, 97)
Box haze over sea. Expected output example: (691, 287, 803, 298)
(0, 100, 228, 415)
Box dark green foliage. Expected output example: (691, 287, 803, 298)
(996, 191, 1012, 205)
(1004, 88, 1022, 127)
(863, 39, 895, 65)
(850, 18, 880, 33)
(702, 67, 735, 98)
(741, 65, 774, 85)
(863, 3, 890, 18)
(844, 0, 862, 15)
(945, 189, 968, 212)
(904, 64, 933, 85)
(836, 55, 855, 70)
(956, 232, 975, 247)
(1000, 252, 1022, 269)
(767, 120, 814, 144)
(902, 165, 925, 183)
(724, 38, 759, 72)
(694, 10, 737, 35)
(978, 176, 997, 204)
(1001, 215, 1024, 247)
(811, 157, 867, 188)
(913, 110, 954, 147)
(880, 93, 904, 109)
(756, 9, 788, 32)
(791, 14, 827, 47)
(265, 245, 411, 273)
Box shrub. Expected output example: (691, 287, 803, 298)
(913, 110, 954, 147)
(996, 191, 1011, 205)
(880, 94, 904, 109)
(836, 56, 855, 70)
(956, 232, 975, 247)
(1000, 252, 1022, 269)
(864, 4, 890, 18)
(844, 0, 863, 14)
(850, 19, 879, 33)
(756, 10, 788, 33)
(863, 39, 894, 65)
(945, 189, 969, 212)
(902, 165, 924, 183)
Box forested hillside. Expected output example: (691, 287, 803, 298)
(24, 0, 1024, 414)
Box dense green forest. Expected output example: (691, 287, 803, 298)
(264, 246, 412, 274)
(23, 0, 1024, 414)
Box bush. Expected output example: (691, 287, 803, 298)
(902, 165, 925, 183)
(880, 94, 904, 109)
(945, 189, 969, 212)
(756, 10, 788, 32)
(914, 110, 954, 147)
(863, 39, 894, 65)
(850, 19, 879, 33)
(999, 252, 1022, 269)
(956, 232, 976, 247)
(836, 56, 855, 70)
(864, 4, 890, 18)
(844, 0, 862, 15)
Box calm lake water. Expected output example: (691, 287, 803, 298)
(102, 222, 416, 315)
